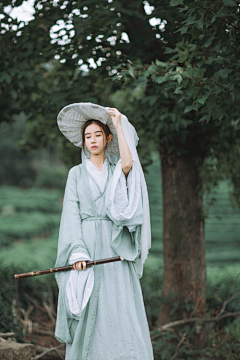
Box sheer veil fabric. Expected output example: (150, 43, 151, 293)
(81, 109, 151, 279)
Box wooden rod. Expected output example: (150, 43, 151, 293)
(14, 255, 124, 279)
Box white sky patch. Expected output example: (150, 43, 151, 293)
(121, 32, 130, 43)
(95, 34, 104, 43)
(149, 17, 167, 32)
(107, 35, 117, 46)
(79, 64, 89, 72)
(4, 0, 35, 22)
(144, 1, 154, 15)
(149, 17, 161, 26)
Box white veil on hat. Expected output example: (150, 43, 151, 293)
(81, 109, 151, 278)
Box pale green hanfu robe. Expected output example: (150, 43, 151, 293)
(54, 157, 154, 360)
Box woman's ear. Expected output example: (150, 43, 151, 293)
(107, 134, 113, 143)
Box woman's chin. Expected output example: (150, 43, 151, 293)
(89, 148, 104, 155)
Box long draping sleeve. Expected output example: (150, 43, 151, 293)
(54, 166, 93, 344)
(105, 159, 143, 262)
(66, 252, 94, 318)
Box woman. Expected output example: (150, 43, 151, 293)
(55, 102, 154, 360)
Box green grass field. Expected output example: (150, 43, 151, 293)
(0, 153, 239, 270)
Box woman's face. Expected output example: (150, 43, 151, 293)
(84, 123, 111, 155)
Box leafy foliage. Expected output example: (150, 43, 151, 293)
(1, 0, 240, 191)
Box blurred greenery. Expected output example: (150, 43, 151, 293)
(0, 212, 60, 245)
(0, 186, 63, 212)
(0, 151, 239, 266)
(0, 230, 59, 269)
(0, 115, 69, 187)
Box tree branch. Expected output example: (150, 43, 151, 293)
(217, 291, 240, 318)
(151, 311, 240, 340)
(170, 333, 186, 360)
(33, 344, 65, 360)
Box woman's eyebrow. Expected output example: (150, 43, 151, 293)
(85, 130, 103, 136)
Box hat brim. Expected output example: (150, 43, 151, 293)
(57, 102, 120, 156)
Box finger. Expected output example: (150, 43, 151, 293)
(77, 262, 82, 270)
(83, 261, 86, 270)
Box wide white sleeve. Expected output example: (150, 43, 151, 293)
(108, 158, 143, 229)
(66, 252, 94, 318)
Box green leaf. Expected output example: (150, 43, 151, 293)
(182, 67, 194, 79)
(174, 87, 182, 94)
(146, 63, 157, 76)
(170, 0, 184, 6)
(195, 20, 203, 30)
(180, 26, 189, 35)
(127, 64, 135, 78)
(178, 49, 188, 62)
(185, 15, 196, 26)
(223, 0, 237, 6)
(163, 47, 176, 55)
(171, 74, 183, 85)
(195, 93, 210, 105)
(155, 76, 168, 84)
(198, 114, 211, 123)
(155, 59, 167, 67)
(216, 68, 233, 79)
(184, 103, 199, 113)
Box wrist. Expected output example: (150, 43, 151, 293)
(115, 124, 122, 131)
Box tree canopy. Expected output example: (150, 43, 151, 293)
(1, 0, 239, 174)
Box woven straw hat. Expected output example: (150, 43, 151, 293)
(57, 102, 120, 156)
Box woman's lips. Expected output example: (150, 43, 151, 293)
(91, 146, 97, 148)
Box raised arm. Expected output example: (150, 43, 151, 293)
(107, 107, 132, 177)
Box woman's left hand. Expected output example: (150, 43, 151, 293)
(107, 108, 122, 129)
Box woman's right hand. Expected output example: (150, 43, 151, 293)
(73, 261, 87, 270)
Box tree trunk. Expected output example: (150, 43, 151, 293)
(158, 148, 206, 327)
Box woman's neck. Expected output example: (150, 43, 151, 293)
(89, 153, 107, 169)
